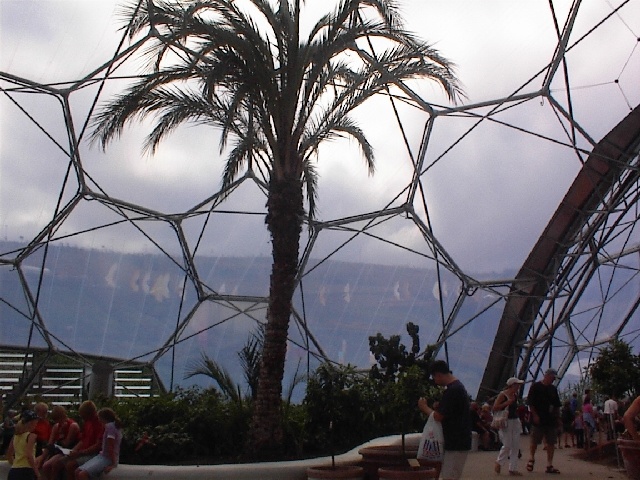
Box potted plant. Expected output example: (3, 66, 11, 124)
(358, 366, 440, 480)
(307, 464, 365, 480)
(617, 437, 640, 480)
(358, 324, 440, 480)
(306, 363, 364, 480)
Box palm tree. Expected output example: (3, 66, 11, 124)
(91, 0, 462, 454)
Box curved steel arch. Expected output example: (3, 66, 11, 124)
(478, 104, 640, 400)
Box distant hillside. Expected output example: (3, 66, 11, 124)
(0, 240, 515, 395)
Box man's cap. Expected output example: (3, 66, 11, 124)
(544, 368, 558, 377)
(506, 377, 524, 386)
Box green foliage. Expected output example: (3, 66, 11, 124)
(185, 325, 266, 405)
(369, 322, 433, 382)
(303, 323, 438, 454)
(99, 325, 308, 464)
(282, 402, 307, 458)
(29, 323, 441, 464)
(239, 325, 264, 401)
(108, 387, 251, 464)
(184, 354, 243, 405)
(99, 384, 308, 464)
(304, 363, 368, 452)
(281, 361, 308, 458)
(588, 339, 640, 398)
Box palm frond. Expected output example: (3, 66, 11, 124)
(90, 67, 197, 148)
(301, 158, 319, 219)
(283, 359, 307, 408)
(141, 87, 222, 154)
(239, 324, 265, 400)
(184, 352, 242, 404)
(94, 0, 462, 215)
(301, 114, 374, 175)
(359, 0, 405, 31)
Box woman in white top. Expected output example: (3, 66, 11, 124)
(493, 377, 525, 476)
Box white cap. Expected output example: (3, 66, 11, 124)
(506, 377, 524, 387)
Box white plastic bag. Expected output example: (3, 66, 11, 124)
(417, 412, 444, 462)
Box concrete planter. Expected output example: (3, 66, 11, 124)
(307, 465, 364, 479)
(358, 445, 418, 480)
(618, 439, 640, 480)
(377, 466, 437, 479)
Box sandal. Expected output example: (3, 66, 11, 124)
(495, 463, 501, 474)
(545, 466, 560, 474)
(526, 460, 534, 472)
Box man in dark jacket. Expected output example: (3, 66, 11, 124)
(418, 360, 471, 480)
(526, 368, 562, 474)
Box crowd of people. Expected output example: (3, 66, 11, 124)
(1, 367, 638, 480)
(0, 400, 122, 480)
(418, 361, 640, 480)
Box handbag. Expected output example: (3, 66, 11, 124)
(417, 412, 444, 462)
(491, 391, 511, 430)
(491, 408, 508, 429)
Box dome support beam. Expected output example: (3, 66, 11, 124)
(477, 104, 640, 401)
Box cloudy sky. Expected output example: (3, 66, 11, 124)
(2, 0, 639, 275)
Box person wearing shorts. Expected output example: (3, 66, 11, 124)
(45, 401, 104, 480)
(75, 408, 122, 480)
(526, 368, 562, 474)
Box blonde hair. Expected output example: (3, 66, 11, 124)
(34, 402, 48, 416)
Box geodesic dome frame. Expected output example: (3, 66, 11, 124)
(480, 104, 640, 399)
(1, 0, 639, 404)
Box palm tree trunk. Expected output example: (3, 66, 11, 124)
(247, 176, 304, 456)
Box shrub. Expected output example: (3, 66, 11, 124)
(588, 339, 640, 398)
(108, 386, 251, 464)
(303, 323, 439, 454)
(304, 363, 368, 453)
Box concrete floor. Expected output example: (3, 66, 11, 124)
(0, 434, 631, 479)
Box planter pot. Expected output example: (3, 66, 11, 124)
(358, 445, 418, 480)
(378, 466, 438, 479)
(307, 465, 364, 480)
(416, 459, 442, 479)
(618, 439, 640, 480)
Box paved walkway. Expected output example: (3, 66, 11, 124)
(459, 445, 628, 479)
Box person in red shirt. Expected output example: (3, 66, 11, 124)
(33, 402, 52, 458)
(40, 405, 80, 474)
(42, 401, 104, 480)
(49, 405, 80, 450)
(65, 401, 104, 480)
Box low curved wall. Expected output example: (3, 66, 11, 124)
(0, 434, 420, 480)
